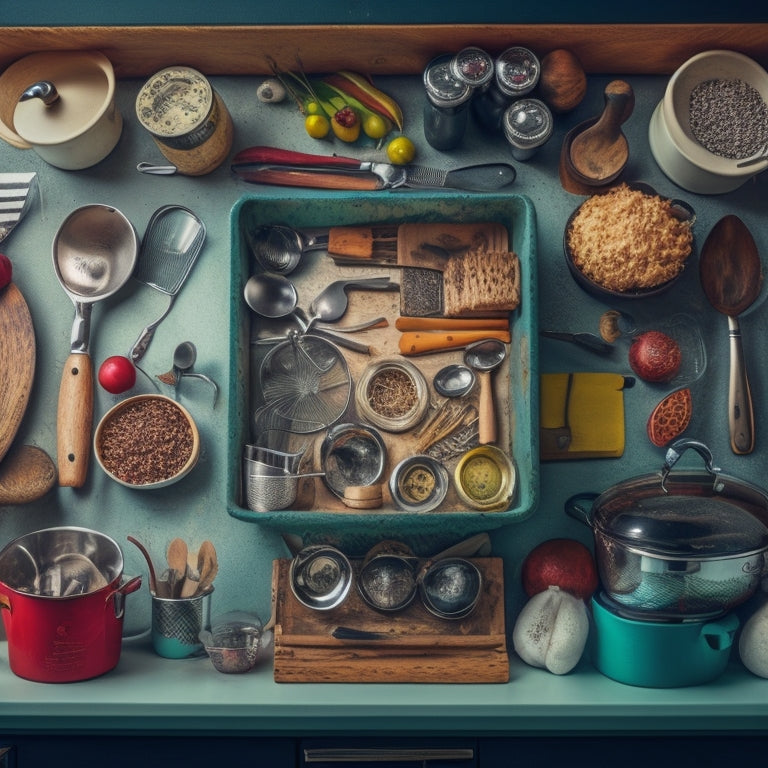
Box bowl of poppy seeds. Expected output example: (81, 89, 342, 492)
(94, 394, 200, 488)
(649, 49, 768, 194)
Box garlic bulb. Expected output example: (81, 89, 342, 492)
(739, 600, 768, 678)
(512, 585, 589, 675)
(257, 78, 286, 103)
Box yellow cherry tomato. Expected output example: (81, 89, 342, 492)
(305, 101, 323, 115)
(305, 114, 331, 139)
(363, 113, 389, 140)
(386, 136, 416, 165)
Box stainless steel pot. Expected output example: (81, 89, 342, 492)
(566, 439, 768, 620)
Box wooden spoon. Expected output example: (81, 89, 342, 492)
(0, 444, 56, 504)
(166, 537, 188, 598)
(700, 215, 763, 455)
(196, 540, 218, 595)
(568, 80, 634, 183)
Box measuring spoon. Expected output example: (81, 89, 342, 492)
(464, 339, 507, 445)
(700, 215, 763, 454)
(53, 205, 139, 487)
(433, 364, 476, 398)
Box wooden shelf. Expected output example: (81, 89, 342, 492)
(272, 557, 509, 683)
(1, 24, 768, 77)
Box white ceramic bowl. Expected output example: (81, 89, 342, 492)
(649, 50, 768, 194)
(94, 394, 200, 489)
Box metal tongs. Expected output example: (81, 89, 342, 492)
(231, 147, 516, 192)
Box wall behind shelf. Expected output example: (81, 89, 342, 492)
(1, 0, 766, 26)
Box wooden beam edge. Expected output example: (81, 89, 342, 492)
(1, 24, 767, 76)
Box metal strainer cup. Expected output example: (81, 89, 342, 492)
(151, 588, 213, 659)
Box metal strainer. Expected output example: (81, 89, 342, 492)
(257, 333, 351, 434)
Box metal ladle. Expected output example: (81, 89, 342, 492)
(53, 204, 139, 487)
(464, 338, 507, 445)
(305, 276, 397, 330)
(243, 272, 299, 319)
(246, 224, 331, 275)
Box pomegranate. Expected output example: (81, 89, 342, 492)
(521, 538, 598, 600)
(628, 330, 681, 383)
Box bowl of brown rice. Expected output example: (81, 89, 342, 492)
(564, 182, 695, 300)
(94, 394, 200, 489)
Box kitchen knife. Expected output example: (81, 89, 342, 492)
(231, 146, 516, 191)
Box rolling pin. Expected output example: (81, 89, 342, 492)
(399, 330, 510, 355)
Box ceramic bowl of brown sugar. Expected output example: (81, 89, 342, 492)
(649, 50, 768, 194)
(94, 394, 200, 489)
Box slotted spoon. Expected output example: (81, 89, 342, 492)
(130, 205, 206, 362)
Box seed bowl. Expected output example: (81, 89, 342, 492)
(94, 394, 200, 489)
(649, 50, 768, 194)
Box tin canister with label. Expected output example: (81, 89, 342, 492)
(135, 66, 233, 176)
(422, 54, 473, 151)
(502, 98, 553, 161)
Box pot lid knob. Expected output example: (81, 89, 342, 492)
(20, 80, 60, 107)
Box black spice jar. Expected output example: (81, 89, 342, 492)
(422, 54, 473, 151)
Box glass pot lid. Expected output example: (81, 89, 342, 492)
(593, 478, 768, 558)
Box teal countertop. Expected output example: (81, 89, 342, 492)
(1, 70, 768, 735)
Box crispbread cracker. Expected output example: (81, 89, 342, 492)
(443, 250, 521, 317)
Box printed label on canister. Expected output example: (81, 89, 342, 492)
(135, 66, 233, 175)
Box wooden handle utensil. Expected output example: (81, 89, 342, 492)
(399, 330, 510, 355)
(395, 317, 509, 331)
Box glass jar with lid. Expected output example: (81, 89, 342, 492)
(422, 54, 473, 151)
(473, 46, 541, 134)
(502, 98, 553, 161)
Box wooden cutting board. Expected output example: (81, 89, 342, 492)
(0, 283, 36, 463)
(272, 557, 509, 683)
(397, 222, 509, 270)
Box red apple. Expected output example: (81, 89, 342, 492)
(521, 538, 599, 600)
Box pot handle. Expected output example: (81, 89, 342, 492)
(701, 612, 740, 652)
(0, 592, 10, 613)
(662, 439, 722, 492)
(106, 574, 142, 619)
(564, 493, 599, 527)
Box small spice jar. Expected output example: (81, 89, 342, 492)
(355, 358, 429, 433)
(422, 54, 474, 151)
(473, 46, 541, 134)
(502, 98, 553, 161)
(450, 46, 495, 90)
(135, 66, 233, 176)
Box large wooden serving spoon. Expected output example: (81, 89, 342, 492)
(700, 215, 763, 455)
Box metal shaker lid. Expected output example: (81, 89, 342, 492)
(495, 46, 541, 97)
(450, 47, 494, 89)
(502, 98, 553, 150)
(424, 55, 473, 108)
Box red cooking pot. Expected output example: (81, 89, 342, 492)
(0, 526, 141, 683)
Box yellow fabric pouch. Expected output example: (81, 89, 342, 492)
(540, 372, 632, 460)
